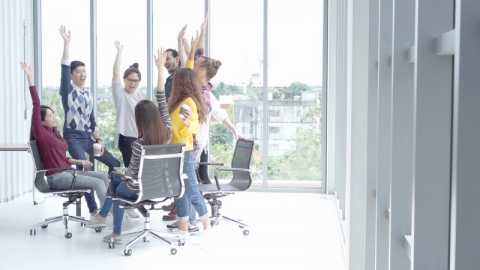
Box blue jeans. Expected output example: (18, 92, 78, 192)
(47, 170, 109, 207)
(98, 175, 137, 235)
(176, 150, 208, 222)
(65, 135, 120, 213)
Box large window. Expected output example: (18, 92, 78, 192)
(96, 0, 147, 172)
(267, 0, 323, 188)
(211, 0, 264, 184)
(41, 0, 90, 134)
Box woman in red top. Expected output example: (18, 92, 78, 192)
(21, 62, 109, 207)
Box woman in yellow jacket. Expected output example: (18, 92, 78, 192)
(167, 36, 214, 246)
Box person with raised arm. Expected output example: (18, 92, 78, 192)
(85, 48, 173, 244)
(58, 25, 120, 219)
(20, 62, 109, 209)
(167, 34, 215, 248)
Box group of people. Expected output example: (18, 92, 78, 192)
(22, 13, 243, 247)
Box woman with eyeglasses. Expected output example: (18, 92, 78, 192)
(111, 40, 145, 219)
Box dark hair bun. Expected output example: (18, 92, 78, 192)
(130, 63, 139, 69)
(213, 60, 222, 70)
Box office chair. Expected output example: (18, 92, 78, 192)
(197, 139, 254, 236)
(108, 143, 187, 256)
(28, 140, 95, 239)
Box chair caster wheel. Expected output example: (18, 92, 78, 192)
(243, 230, 249, 236)
(124, 249, 132, 256)
(41, 225, 48, 229)
(65, 232, 72, 239)
(80, 223, 85, 227)
(30, 229, 36, 236)
(178, 239, 185, 246)
(95, 228, 102, 233)
(143, 237, 149, 242)
(238, 220, 244, 229)
(171, 248, 177, 255)
(109, 242, 115, 249)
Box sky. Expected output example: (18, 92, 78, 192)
(40, 0, 323, 89)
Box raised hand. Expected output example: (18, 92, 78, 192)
(115, 40, 123, 51)
(178, 24, 187, 41)
(190, 31, 199, 49)
(20, 61, 34, 86)
(154, 48, 167, 68)
(59, 25, 71, 43)
(200, 12, 209, 33)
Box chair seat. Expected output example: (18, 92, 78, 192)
(198, 183, 246, 193)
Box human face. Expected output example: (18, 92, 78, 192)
(71, 66, 87, 88)
(42, 109, 57, 128)
(124, 73, 140, 93)
(165, 51, 179, 74)
(193, 57, 206, 78)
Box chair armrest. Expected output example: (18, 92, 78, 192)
(213, 168, 251, 192)
(38, 167, 76, 173)
(197, 162, 231, 167)
(109, 171, 133, 180)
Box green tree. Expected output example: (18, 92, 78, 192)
(210, 123, 233, 146)
(276, 82, 312, 99)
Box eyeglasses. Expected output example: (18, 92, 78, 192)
(126, 78, 140, 85)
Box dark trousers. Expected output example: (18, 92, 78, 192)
(118, 134, 137, 167)
(197, 149, 212, 184)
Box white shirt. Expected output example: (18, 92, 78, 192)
(111, 80, 145, 139)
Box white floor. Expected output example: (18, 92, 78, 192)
(0, 191, 345, 270)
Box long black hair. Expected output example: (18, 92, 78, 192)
(30, 105, 66, 143)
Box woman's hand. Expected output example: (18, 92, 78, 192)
(182, 110, 192, 127)
(154, 48, 167, 68)
(190, 31, 199, 50)
(81, 160, 94, 168)
(200, 12, 209, 33)
(177, 24, 187, 41)
(20, 62, 34, 86)
(59, 25, 71, 43)
(115, 40, 123, 51)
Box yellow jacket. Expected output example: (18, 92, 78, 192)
(169, 97, 199, 150)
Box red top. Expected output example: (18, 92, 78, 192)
(30, 86, 72, 175)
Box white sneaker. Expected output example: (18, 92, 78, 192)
(85, 216, 106, 228)
(103, 233, 122, 244)
(125, 209, 140, 218)
(121, 215, 141, 232)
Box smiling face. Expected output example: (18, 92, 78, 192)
(124, 73, 140, 93)
(70, 65, 87, 88)
(42, 108, 57, 128)
(165, 51, 180, 74)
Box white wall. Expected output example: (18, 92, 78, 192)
(0, 0, 34, 203)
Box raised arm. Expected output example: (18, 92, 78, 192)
(186, 31, 199, 69)
(113, 40, 123, 82)
(182, 38, 191, 57)
(177, 25, 188, 67)
(59, 25, 71, 98)
(154, 48, 173, 136)
(21, 62, 42, 139)
(197, 12, 209, 52)
(59, 25, 71, 60)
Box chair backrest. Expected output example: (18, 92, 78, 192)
(28, 140, 53, 192)
(229, 139, 255, 190)
(29, 140, 44, 171)
(136, 143, 186, 202)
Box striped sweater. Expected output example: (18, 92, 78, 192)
(125, 91, 172, 193)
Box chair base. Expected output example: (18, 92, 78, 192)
(30, 196, 90, 239)
(206, 197, 250, 236)
(109, 206, 183, 256)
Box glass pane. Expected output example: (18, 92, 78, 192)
(152, 0, 204, 98)
(267, 0, 323, 188)
(41, 0, 90, 134)
(211, 0, 263, 186)
(97, 0, 147, 172)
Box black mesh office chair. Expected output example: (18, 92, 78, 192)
(28, 140, 93, 238)
(197, 139, 254, 236)
(108, 143, 187, 256)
